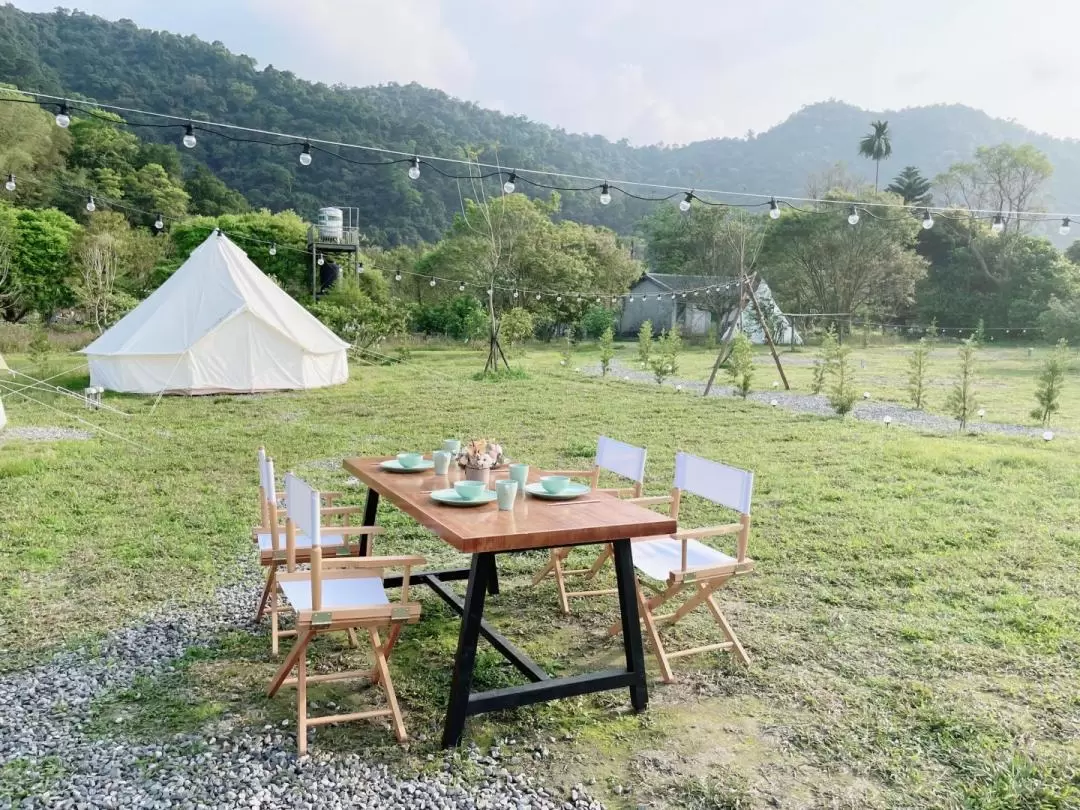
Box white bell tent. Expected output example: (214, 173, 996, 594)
(83, 231, 349, 395)
(0, 352, 8, 429)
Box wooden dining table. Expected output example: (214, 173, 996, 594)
(342, 456, 678, 748)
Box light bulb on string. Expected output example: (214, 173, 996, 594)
(535, 293, 541, 301)
(357, 262, 365, 274)
(512, 290, 518, 299)
(429, 277, 436, 287)
(153, 213, 164, 231)
(556, 295, 562, 302)
(599, 183, 611, 206)
(628, 295, 634, 302)
(487, 288, 493, 297)
(55, 103, 71, 129)
(182, 124, 197, 149)
(85, 195, 96, 213)
(769, 198, 781, 220)
(458, 282, 465, 292)
(4, 174, 14, 193)
(299, 142, 312, 166)
(269, 244, 277, 256)
(503, 171, 516, 194)
(991, 214, 1004, 234)
(394, 271, 401, 281)
(1060, 217, 1071, 236)
(679, 192, 693, 213)
(922, 209, 934, 230)
(317, 254, 325, 266)
(847, 205, 859, 226)
(408, 157, 421, 180)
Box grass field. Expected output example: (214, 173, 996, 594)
(2, 343, 1079, 808)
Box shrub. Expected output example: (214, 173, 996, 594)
(411, 295, 488, 341)
(704, 322, 718, 350)
(828, 341, 857, 415)
(598, 326, 615, 376)
(309, 279, 406, 352)
(811, 325, 838, 394)
(498, 307, 534, 351)
(650, 325, 681, 384)
(637, 320, 653, 365)
(728, 332, 754, 398)
(908, 337, 932, 409)
(946, 337, 980, 431)
(1031, 339, 1069, 427)
(579, 306, 617, 339)
(1037, 296, 1080, 343)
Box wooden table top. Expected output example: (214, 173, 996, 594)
(343, 456, 678, 554)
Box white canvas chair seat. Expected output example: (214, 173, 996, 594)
(256, 531, 345, 553)
(631, 537, 738, 583)
(279, 575, 389, 612)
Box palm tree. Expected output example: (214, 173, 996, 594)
(858, 120, 892, 191)
(886, 166, 932, 206)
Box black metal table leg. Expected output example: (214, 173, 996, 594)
(441, 552, 491, 747)
(486, 554, 500, 596)
(612, 538, 648, 711)
(359, 488, 379, 556)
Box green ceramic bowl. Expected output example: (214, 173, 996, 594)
(397, 452, 423, 469)
(540, 475, 570, 494)
(454, 480, 488, 500)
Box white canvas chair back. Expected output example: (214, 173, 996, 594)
(596, 436, 648, 486)
(258, 446, 277, 504)
(675, 452, 753, 516)
(285, 472, 322, 544)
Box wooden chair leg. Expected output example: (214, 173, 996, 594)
(270, 591, 281, 656)
(663, 581, 720, 627)
(638, 583, 674, 683)
(583, 544, 613, 581)
(370, 628, 406, 743)
(530, 549, 560, 586)
(707, 594, 750, 665)
(296, 648, 308, 754)
(346, 628, 359, 648)
(256, 566, 276, 621)
(268, 628, 314, 697)
(608, 582, 683, 636)
(552, 553, 571, 615)
(371, 623, 403, 686)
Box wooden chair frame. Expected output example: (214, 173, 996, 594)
(531, 437, 647, 614)
(608, 460, 755, 683)
(253, 449, 380, 656)
(267, 473, 424, 752)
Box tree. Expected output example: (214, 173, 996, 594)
(0, 88, 70, 209)
(637, 320, 653, 365)
(650, 326, 681, 384)
(828, 341, 857, 415)
(1031, 339, 1069, 427)
(308, 274, 406, 352)
(886, 166, 932, 206)
(598, 326, 615, 376)
(75, 212, 125, 332)
(4, 205, 81, 321)
(728, 332, 754, 398)
(935, 144, 1053, 236)
(908, 337, 932, 409)
(858, 120, 892, 191)
(184, 165, 249, 216)
(123, 163, 190, 228)
(811, 326, 837, 394)
(946, 338, 979, 431)
(762, 191, 927, 324)
(1037, 296, 1080, 343)
(498, 307, 534, 352)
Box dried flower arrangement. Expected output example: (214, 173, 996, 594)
(457, 439, 506, 470)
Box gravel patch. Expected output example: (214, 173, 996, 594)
(0, 560, 603, 809)
(583, 360, 1057, 438)
(0, 425, 92, 442)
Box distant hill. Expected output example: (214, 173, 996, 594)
(1, 6, 1078, 245)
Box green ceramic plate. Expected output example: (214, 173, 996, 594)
(430, 488, 497, 507)
(524, 482, 592, 500)
(380, 459, 435, 473)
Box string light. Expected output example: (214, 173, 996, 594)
(429, 277, 436, 287)
(55, 103, 70, 128)
(269, 244, 277, 256)
(182, 124, 196, 149)
(512, 290, 518, 298)
(991, 214, 1004, 234)
(299, 142, 312, 166)
(599, 183, 612, 206)
(4, 174, 14, 192)
(85, 195, 96, 213)
(394, 271, 401, 281)
(357, 261, 365, 274)
(1060, 217, 1071, 236)
(769, 198, 780, 219)
(679, 192, 693, 213)
(459, 282, 465, 291)
(408, 157, 421, 180)
(847, 205, 859, 226)
(922, 209, 934, 230)
(535, 293, 541, 300)
(153, 213, 164, 230)
(503, 171, 516, 194)
(317, 254, 325, 266)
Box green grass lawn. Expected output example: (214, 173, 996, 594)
(1, 346, 1079, 808)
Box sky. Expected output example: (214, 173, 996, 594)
(10, 0, 1080, 145)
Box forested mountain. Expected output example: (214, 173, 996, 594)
(2, 5, 1080, 246)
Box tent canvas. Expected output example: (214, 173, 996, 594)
(83, 231, 349, 394)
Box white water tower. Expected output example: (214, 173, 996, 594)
(317, 207, 344, 242)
